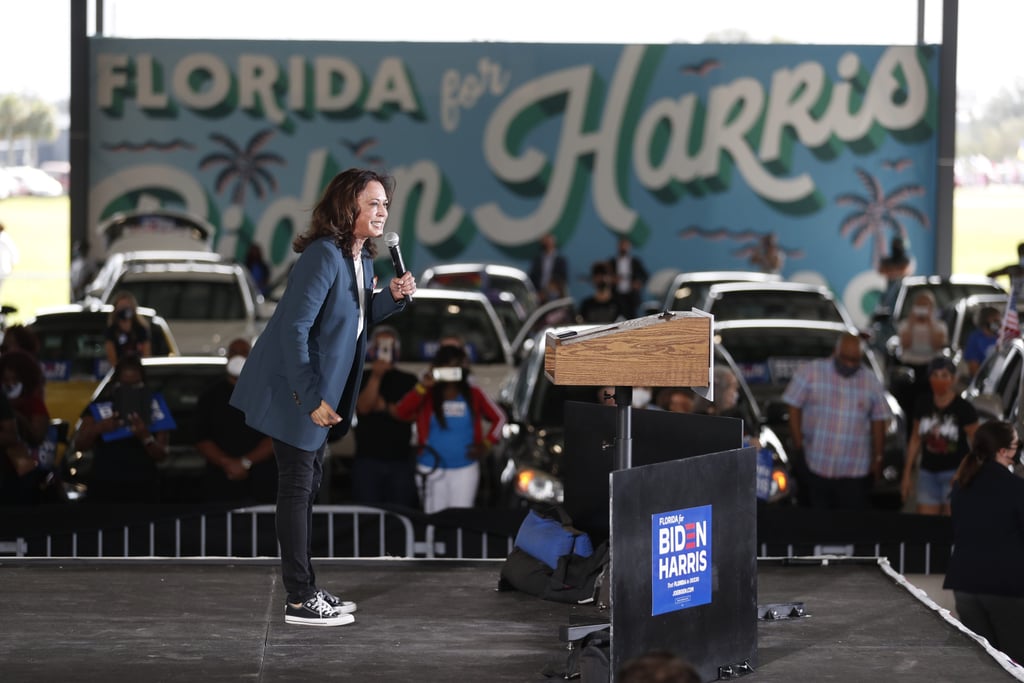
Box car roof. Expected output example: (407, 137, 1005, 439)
(713, 318, 854, 332)
(110, 250, 225, 263)
(421, 262, 531, 281)
(96, 209, 215, 256)
(670, 270, 783, 285)
(139, 356, 227, 368)
(707, 281, 833, 295)
(27, 302, 162, 320)
(899, 274, 1005, 287)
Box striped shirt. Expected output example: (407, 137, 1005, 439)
(782, 359, 892, 478)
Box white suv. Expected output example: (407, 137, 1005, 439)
(87, 252, 275, 356)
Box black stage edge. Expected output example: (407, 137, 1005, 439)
(2, 558, 1023, 682)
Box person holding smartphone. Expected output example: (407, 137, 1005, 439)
(350, 326, 418, 507)
(393, 343, 506, 513)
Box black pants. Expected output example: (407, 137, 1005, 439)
(954, 591, 1024, 664)
(272, 438, 327, 604)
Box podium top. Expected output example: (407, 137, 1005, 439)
(544, 311, 713, 388)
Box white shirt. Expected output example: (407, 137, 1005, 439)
(353, 254, 365, 338)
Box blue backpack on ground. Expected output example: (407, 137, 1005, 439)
(499, 504, 608, 604)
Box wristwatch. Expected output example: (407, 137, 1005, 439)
(240, 457, 253, 471)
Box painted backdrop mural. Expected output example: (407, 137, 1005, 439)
(90, 39, 940, 326)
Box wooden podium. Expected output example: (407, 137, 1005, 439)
(544, 310, 758, 681)
(545, 310, 714, 470)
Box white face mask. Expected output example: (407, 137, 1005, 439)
(4, 382, 22, 399)
(912, 305, 930, 317)
(226, 355, 246, 377)
(632, 387, 652, 408)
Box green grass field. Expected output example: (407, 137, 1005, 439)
(0, 195, 70, 324)
(0, 187, 1020, 326)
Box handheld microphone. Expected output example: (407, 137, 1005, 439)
(384, 231, 412, 304)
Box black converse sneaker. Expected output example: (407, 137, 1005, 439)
(317, 588, 358, 614)
(285, 593, 355, 626)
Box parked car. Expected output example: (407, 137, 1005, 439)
(870, 274, 1007, 360)
(947, 293, 1023, 373)
(962, 337, 1023, 426)
(0, 167, 21, 200)
(381, 287, 573, 400)
(86, 252, 275, 356)
(89, 208, 216, 262)
(62, 356, 228, 502)
(26, 303, 179, 428)
(645, 270, 783, 315)
(4, 165, 63, 197)
(714, 318, 906, 509)
(486, 324, 794, 509)
(700, 281, 856, 328)
(419, 263, 540, 339)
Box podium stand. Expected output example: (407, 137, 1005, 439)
(545, 312, 758, 681)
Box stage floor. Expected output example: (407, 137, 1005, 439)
(0, 557, 1020, 682)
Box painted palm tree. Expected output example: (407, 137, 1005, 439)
(836, 167, 929, 269)
(199, 128, 285, 203)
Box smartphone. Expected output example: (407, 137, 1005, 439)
(376, 337, 394, 363)
(432, 366, 463, 382)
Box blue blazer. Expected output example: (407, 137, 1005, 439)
(230, 238, 404, 451)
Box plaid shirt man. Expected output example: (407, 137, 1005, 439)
(782, 356, 892, 478)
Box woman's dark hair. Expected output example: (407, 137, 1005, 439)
(0, 349, 45, 398)
(430, 343, 472, 430)
(1, 324, 41, 357)
(293, 168, 393, 257)
(953, 420, 1016, 488)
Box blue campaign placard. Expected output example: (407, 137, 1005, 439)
(651, 504, 713, 616)
(89, 393, 177, 442)
(756, 448, 774, 501)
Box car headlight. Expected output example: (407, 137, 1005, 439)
(514, 468, 564, 504)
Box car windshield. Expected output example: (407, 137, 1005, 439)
(716, 327, 854, 405)
(710, 290, 845, 323)
(116, 279, 246, 320)
(384, 297, 506, 364)
(95, 364, 224, 446)
(897, 282, 1005, 320)
(32, 313, 173, 381)
(669, 282, 718, 312)
(424, 270, 536, 318)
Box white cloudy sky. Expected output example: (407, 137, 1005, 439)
(2, 0, 1019, 111)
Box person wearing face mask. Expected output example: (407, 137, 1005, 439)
(943, 420, 1024, 664)
(393, 343, 506, 513)
(897, 290, 949, 367)
(0, 350, 58, 503)
(72, 355, 171, 504)
(195, 339, 276, 504)
(577, 260, 623, 324)
(782, 333, 892, 510)
(900, 357, 979, 515)
(104, 291, 152, 368)
(963, 306, 1005, 378)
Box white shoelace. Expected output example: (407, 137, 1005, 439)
(309, 593, 336, 617)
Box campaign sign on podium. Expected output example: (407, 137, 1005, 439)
(562, 404, 756, 679)
(610, 448, 758, 681)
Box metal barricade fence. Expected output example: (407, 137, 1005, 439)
(2, 506, 950, 574)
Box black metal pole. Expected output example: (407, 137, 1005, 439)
(69, 0, 90, 266)
(935, 0, 958, 277)
(613, 386, 632, 471)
